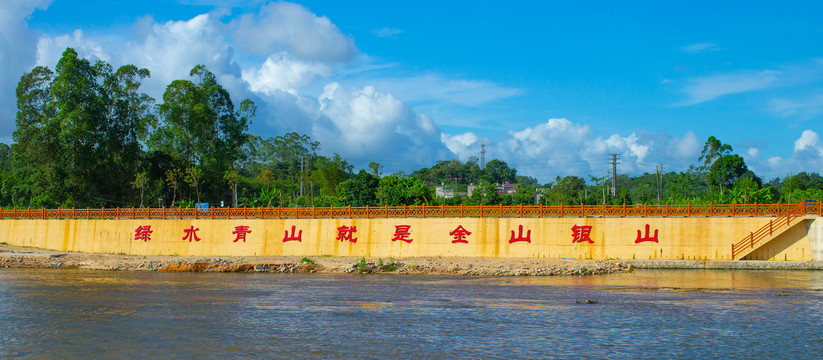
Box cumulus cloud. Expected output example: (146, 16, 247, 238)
(756, 130, 823, 179)
(233, 1, 357, 62)
(0, 0, 53, 140)
(242, 52, 332, 94)
(349, 73, 524, 107)
(444, 118, 703, 181)
(313, 83, 450, 168)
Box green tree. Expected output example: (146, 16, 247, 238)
(131, 172, 149, 208)
(149, 65, 255, 202)
(313, 153, 353, 197)
(337, 170, 379, 206)
(699, 136, 733, 167)
(184, 166, 203, 204)
(707, 154, 749, 191)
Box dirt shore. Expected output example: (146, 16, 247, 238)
(0, 244, 630, 276)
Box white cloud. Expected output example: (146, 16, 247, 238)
(770, 94, 823, 119)
(678, 69, 781, 106)
(370, 27, 403, 39)
(443, 118, 702, 181)
(233, 1, 357, 62)
(348, 73, 524, 107)
(0, 0, 53, 140)
(751, 130, 823, 179)
(36, 29, 110, 65)
(242, 52, 332, 94)
(680, 42, 720, 53)
(676, 59, 823, 106)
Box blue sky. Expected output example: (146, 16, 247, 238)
(2, 0, 822, 182)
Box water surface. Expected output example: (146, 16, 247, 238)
(1, 269, 822, 359)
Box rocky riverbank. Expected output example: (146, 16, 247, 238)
(0, 244, 630, 276)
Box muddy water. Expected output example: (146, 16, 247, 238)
(1, 269, 822, 358)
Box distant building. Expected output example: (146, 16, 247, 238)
(466, 183, 517, 197)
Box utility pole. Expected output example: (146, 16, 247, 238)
(656, 164, 664, 204)
(480, 142, 486, 169)
(300, 156, 304, 197)
(609, 154, 620, 197)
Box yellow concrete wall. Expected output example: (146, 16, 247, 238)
(0, 217, 813, 260)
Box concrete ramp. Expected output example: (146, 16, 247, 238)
(733, 216, 816, 260)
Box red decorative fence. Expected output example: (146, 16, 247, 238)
(0, 202, 819, 220)
(731, 211, 803, 259)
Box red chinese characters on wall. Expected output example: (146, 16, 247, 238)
(392, 225, 413, 243)
(571, 225, 593, 244)
(449, 225, 472, 243)
(182, 226, 201, 242)
(232, 225, 252, 242)
(635, 224, 659, 243)
(509, 225, 531, 243)
(336, 225, 357, 243)
(134, 225, 152, 241)
(283, 225, 302, 242)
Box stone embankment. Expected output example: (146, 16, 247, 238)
(0, 244, 630, 276)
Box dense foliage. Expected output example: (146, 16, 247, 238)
(2, 48, 821, 208)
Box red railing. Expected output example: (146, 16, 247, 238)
(0, 202, 819, 220)
(731, 207, 805, 259)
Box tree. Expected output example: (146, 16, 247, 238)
(368, 161, 384, 177)
(164, 168, 181, 207)
(224, 169, 241, 207)
(313, 153, 353, 197)
(707, 154, 749, 190)
(149, 65, 255, 202)
(482, 159, 516, 184)
(337, 170, 379, 206)
(699, 136, 732, 167)
(131, 172, 148, 208)
(184, 166, 203, 204)
(11, 48, 153, 207)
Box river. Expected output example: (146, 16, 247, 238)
(1, 269, 822, 359)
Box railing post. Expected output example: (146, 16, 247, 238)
(441, 204, 444, 218)
(709, 202, 713, 217)
(244, 206, 247, 219)
(622, 203, 626, 218)
(560, 203, 563, 218)
(732, 203, 736, 217)
(116, 207, 120, 220)
(665, 203, 669, 218)
(731, 243, 735, 259)
(385, 205, 388, 219)
(644, 203, 647, 218)
(348, 205, 352, 219)
(581, 203, 585, 218)
(460, 204, 464, 218)
(499, 204, 503, 218)
(479, 204, 483, 219)
(687, 203, 691, 218)
(56, 207, 60, 220)
(520, 203, 524, 218)
(422, 204, 426, 219)
(277, 206, 281, 219)
(87, 207, 90, 219)
(260, 206, 264, 219)
(13, 208, 16, 220)
(163, 207, 167, 220)
(539, 203, 543, 218)
(770, 220, 773, 236)
(366, 205, 370, 219)
(403, 204, 407, 218)
(42, 208, 46, 220)
(778, 202, 781, 216)
(313, 206, 316, 219)
(750, 232, 754, 248)
(328, 205, 331, 220)
(132, 207, 135, 220)
(296, 205, 299, 219)
(602, 202, 605, 218)
(755, 202, 759, 217)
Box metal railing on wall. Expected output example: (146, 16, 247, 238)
(0, 202, 819, 220)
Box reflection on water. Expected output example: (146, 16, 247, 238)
(1, 269, 823, 358)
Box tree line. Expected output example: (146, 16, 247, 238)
(1, 48, 820, 209)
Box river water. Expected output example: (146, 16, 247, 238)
(1, 269, 822, 359)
